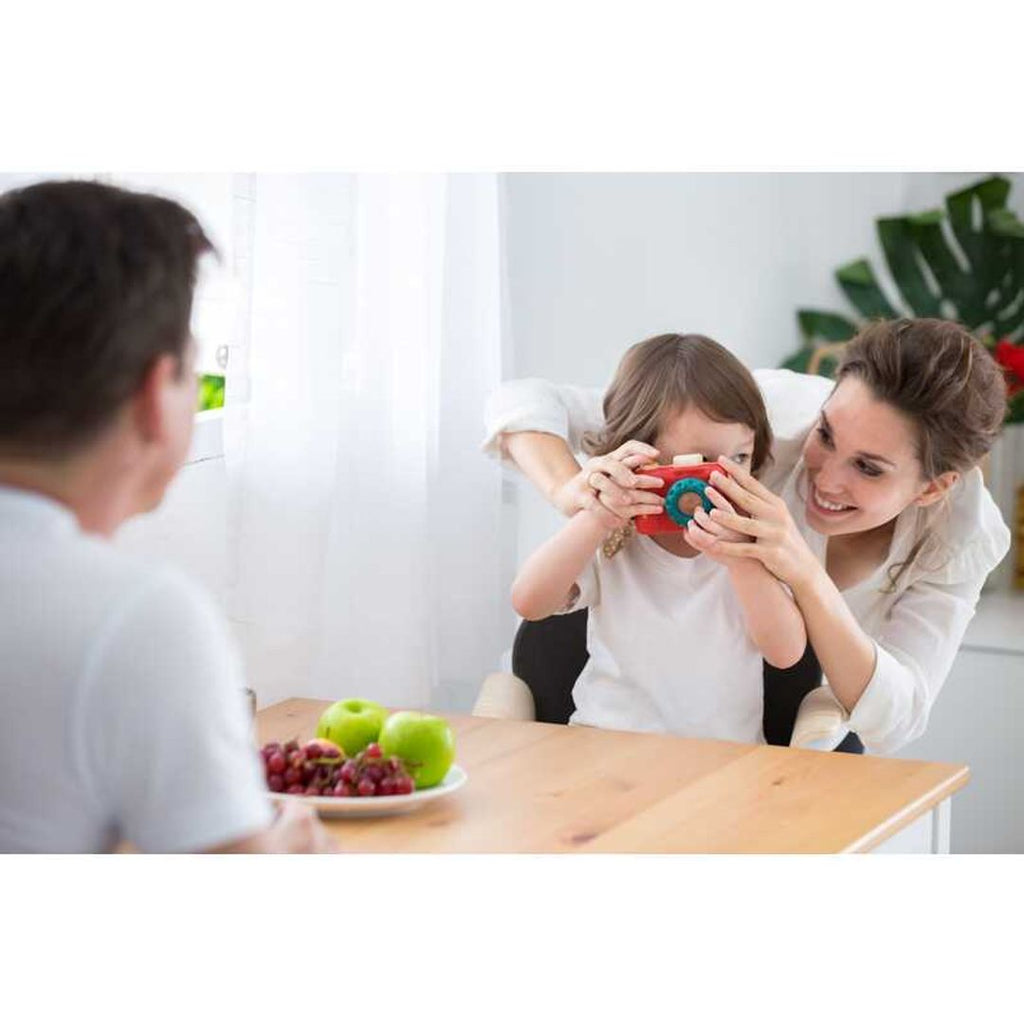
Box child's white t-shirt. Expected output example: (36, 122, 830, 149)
(566, 535, 765, 744)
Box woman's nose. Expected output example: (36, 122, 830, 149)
(815, 456, 847, 495)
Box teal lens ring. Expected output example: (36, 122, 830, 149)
(664, 477, 713, 527)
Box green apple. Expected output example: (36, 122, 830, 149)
(378, 711, 455, 790)
(316, 698, 388, 756)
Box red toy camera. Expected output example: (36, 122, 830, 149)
(634, 457, 727, 535)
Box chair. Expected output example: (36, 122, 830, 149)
(475, 610, 864, 753)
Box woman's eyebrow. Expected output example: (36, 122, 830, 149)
(820, 410, 896, 467)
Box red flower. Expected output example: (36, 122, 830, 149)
(995, 338, 1024, 396)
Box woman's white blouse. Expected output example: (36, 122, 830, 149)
(483, 369, 1012, 755)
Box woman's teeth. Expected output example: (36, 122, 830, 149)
(814, 487, 854, 513)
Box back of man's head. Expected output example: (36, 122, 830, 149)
(0, 180, 214, 460)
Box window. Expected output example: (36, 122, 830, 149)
(98, 173, 254, 419)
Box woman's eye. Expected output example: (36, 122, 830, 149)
(731, 453, 750, 465)
(816, 425, 833, 448)
(855, 460, 882, 478)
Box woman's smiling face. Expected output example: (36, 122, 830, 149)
(801, 376, 952, 537)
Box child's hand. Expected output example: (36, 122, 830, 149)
(553, 440, 664, 521)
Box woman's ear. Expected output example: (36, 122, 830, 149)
(914, 470, 960, 508)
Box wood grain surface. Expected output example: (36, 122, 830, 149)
(258, 698, 970, 853)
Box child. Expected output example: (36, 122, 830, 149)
(511, 333, 807, 743)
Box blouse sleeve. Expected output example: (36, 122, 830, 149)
(482, 369, 831, 468)
(845, 573, 986, 755)
(845, 469, 1011, 754)
(481, 378, 605, 464)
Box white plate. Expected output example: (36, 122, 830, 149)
(269, 765, 468, 819)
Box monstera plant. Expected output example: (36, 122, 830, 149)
(782, 175, 1024, 423)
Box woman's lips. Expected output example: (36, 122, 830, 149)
(809, 484, 856, 516)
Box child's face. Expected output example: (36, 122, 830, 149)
(654, 404, 756, 468)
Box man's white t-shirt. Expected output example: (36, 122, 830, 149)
(567, 535, 764, 744)
(0, 485, 274, 853)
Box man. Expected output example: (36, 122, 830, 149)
(0, 179, 331, 852)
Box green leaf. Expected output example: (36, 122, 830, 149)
(836, 258, 899, 319)
(988, 208, 1024, 240)
(781, 348, 813, 374)
(991, 237, 1024, 339)
(197, 374, 225, 412)
(788, 173, 1023, 422)
(877, 217, 942, 317)
(946, 175, 1010, 273)
(908, 208, 944, 227)
(976, 175, 1012, 211)
(1007, 387, 1024, 426)
(797, 309, 859, 343)
(908, 218, 979, 323)
(815, 354, 841, 379)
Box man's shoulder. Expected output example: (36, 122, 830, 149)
(75, 534, 211, 611)
(8, 529, 218, 649)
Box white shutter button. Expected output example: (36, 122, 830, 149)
(671, 453, 704, 467)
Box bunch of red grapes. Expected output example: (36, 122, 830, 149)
(260, 739, 415, 797)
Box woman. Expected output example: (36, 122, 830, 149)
(484, 319, 1011, 755)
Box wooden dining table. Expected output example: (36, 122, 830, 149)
(257, 698, 970, 853)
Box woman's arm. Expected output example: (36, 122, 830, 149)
(511, 510, 612, 621)
(785, 568, 987, 753)
(482, 379, 605, 461)
(786, 562, 878, 710)
(505, 432, 664, 521)
(484, 379, 663, 519)
(694, 456, 999, 752)
(686, 492, 806, 669)
(503, 431, 585, 515)
(692, 458, 879, 708)
(723, 561, 807, 669)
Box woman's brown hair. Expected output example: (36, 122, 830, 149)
(584, 333, 773, 474)
(836, 318, 1007, 479)
(835, 318, 1007, 592)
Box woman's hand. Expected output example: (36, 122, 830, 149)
(690, 455, 822, 591)
(684, 487, 749, 566)
(551, 441, 665, 524)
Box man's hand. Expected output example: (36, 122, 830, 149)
(265, 801, 336, 853)
(207, 801, 337, 853)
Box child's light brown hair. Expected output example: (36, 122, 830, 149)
(584, 333, 773, 474)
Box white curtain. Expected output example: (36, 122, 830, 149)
(224, 174, 507, 709)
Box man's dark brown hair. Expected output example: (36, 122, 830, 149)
(0, 179, 214, 458)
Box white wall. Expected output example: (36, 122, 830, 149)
(503, 171, 1024, 382)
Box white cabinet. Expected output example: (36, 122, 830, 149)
(896, 593, 1024, 853)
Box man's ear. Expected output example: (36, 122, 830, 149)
(914, 470, 960, 508)
(131, 354, 180, 444)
